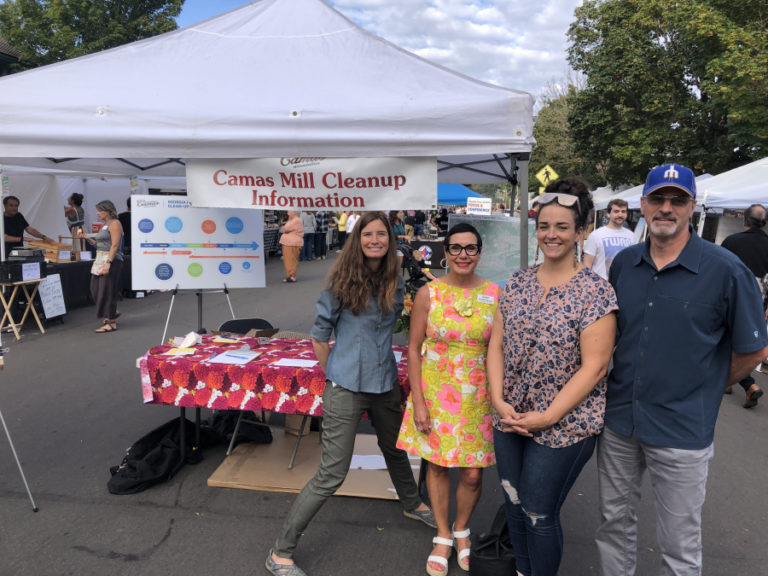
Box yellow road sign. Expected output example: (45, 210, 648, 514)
(536, 165, 558, 186)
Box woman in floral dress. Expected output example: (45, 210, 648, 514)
(398, 222, 499, 576)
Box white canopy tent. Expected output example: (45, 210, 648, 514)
(0, 0, 535, 261)
(0, 0, 533, 180)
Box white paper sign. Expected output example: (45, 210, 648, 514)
(79, 251, 92, 261)
(466, 197, 492, 215)
(21, 262, 40, 281)
(38, 273, 67, 318)
(186, 157, 437, 210)
(131, 195, 266, 290)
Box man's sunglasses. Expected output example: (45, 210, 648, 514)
(535, 192, 581, 215)
(644, 194, 693, 207)
(446, 244, 481, 256)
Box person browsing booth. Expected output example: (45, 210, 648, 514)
(595, 164, 768, 575)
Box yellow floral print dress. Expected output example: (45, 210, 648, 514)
(397, 280, 499, 467)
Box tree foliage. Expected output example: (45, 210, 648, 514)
(567, 0, 768, 187)
(530, 76, 605, 193)
(0, 0, 182, 72)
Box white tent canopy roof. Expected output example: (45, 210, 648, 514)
(0, 0, 534, 183)
(697, 157, 768, 209)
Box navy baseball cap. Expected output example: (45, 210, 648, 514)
(642, 164, 696, 198)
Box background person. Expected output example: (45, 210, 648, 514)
(721, 203, 768, 408)
(335, 210, 348, 252)
(266, 211, 435, 576)
(397, 223, 499, 576)
(3, 195, 52, 258)
(118, 197, 132, 256)
(313, 210, 329, 260)
(300, 211, 316, 262)
(64, 192, 85, 235)
(389, 210, 409, 244)
(279, 210, 303, 283)
(78, 200, 124, 333)
(596, 164, 768, 575)
(487, 179, 618, 576)
(346, 210, 360, 237)
(583, 198, 635, 279)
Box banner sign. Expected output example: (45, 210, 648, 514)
(131, 195, 265, 290)
(186, 157, 437, 210)
(466, 197, 492, 215)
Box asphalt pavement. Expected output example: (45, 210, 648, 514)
(0, 252, 766, 576)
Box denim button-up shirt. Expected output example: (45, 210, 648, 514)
(310, 278, 404, 394)
(607, 229, 768, 449)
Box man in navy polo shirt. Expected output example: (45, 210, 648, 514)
(595, 164, 768, 575)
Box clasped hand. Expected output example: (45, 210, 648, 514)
(496, 403, 552, 437)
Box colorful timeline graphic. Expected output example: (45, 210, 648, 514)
(137, 215, 260, 282)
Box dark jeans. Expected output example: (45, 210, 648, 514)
(337, 231, 347, 249)
(314, 231, 327, 258)
(494, 428, 596, 576)
(300, 233, 314, 261)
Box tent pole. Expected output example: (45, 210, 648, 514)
(518, 159, 529, 268)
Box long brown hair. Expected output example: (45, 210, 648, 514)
(327, 211, 400, 314)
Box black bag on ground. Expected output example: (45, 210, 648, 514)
(108, 418, 201, 495)
(204, 410, 273, 447)
(470, 503, 517, 576)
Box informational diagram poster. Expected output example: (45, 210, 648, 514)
(449, 214, 537, 285)
(131, 195, 265, 290)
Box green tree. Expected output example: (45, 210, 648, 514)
(0, 0, 182, 72)
(567, 0, 767, 187)
(530, 76, 605, 194)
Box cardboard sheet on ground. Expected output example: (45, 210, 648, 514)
(208, 427, 418, 500)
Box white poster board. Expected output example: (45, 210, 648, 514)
(38, 273, 67, 319)
(131, 195, 265, 290)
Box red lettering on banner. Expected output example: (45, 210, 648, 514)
(250, 189, 365, 209)
(213, 170, 274, 187)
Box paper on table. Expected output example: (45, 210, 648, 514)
(213, 335, 241, 343)
(208, 349, 261, 365)
(271, 358, 318, 368)
(162, 347, 196, 356)
(350, 454, 387, 470)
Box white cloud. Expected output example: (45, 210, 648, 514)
(330, 0, 583, 100)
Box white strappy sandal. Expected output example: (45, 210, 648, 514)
(426, 536, 453, 576)
(452, 524, 471, 571)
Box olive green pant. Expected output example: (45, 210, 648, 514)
(274, 383, 421, 557)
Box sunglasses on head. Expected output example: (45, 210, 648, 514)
(535, 192, 581, 215)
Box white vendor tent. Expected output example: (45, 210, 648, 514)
(0, 0, 534, 185)
(696, 157, 768, 209)
(0, 0, 536, 261)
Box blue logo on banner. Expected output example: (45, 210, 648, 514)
(219, 262, 232, 275)
(242, 261, 251, 270)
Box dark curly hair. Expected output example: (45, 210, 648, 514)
(539, 177, 594, 230)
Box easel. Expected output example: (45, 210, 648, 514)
(0, 356, 39, 512)
(161, 284, 236, 464)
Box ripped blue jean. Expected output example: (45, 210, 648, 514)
(493, 428, 596, 576)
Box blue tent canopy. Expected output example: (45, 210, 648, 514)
(437, 184, 484, 206)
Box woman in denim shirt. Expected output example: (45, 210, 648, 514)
(267, 211, 435, 576)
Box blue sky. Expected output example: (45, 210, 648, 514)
(175, 0, 583, 100)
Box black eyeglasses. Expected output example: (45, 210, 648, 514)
(535, 192, 581, 215)
(644, 194, 693, 207)
(446, 244, 481, 256)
